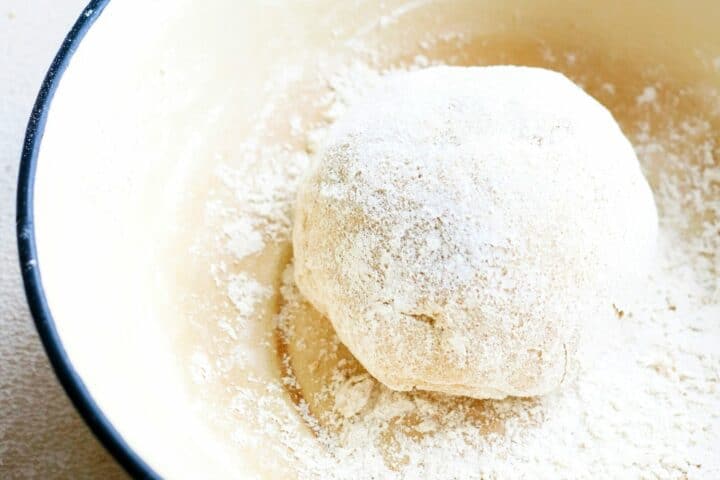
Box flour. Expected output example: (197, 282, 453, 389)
(189, 351, 214, 384)
(227, 273, 269, 323)
(333, 374, 375, 418)
(215, 143, 310, 245)
(223, 218, 264, 260)
(637, 85, 658, 104)
(211, 54, 720, 478)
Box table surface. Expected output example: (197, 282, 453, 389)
(0, 1, 126, 477)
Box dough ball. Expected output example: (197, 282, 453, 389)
(293, 66, 657, 399)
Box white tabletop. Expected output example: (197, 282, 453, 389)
(0, 1, 125, 477)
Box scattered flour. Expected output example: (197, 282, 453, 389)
(227, 272, 269, 323)
(637, 85, 658, 104)
(203, 51, 719, 478)
(333, 374, 375, 418)
(189, 350, 214, 384)
(223, 218, 264, 260)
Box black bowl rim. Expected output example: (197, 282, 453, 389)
(16, 1, 160, 478)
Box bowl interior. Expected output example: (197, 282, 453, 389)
(32, 0, 720, 477)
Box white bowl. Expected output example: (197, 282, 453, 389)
(17, 0, 720, 478)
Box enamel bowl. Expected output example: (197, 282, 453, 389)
(18, 0, 719, 478)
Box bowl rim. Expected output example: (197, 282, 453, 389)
(15, 1, 159, 478)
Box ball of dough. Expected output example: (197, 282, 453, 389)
(293, 66, 657, 399)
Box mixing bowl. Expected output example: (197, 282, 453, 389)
(17, 0, 720, 478)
